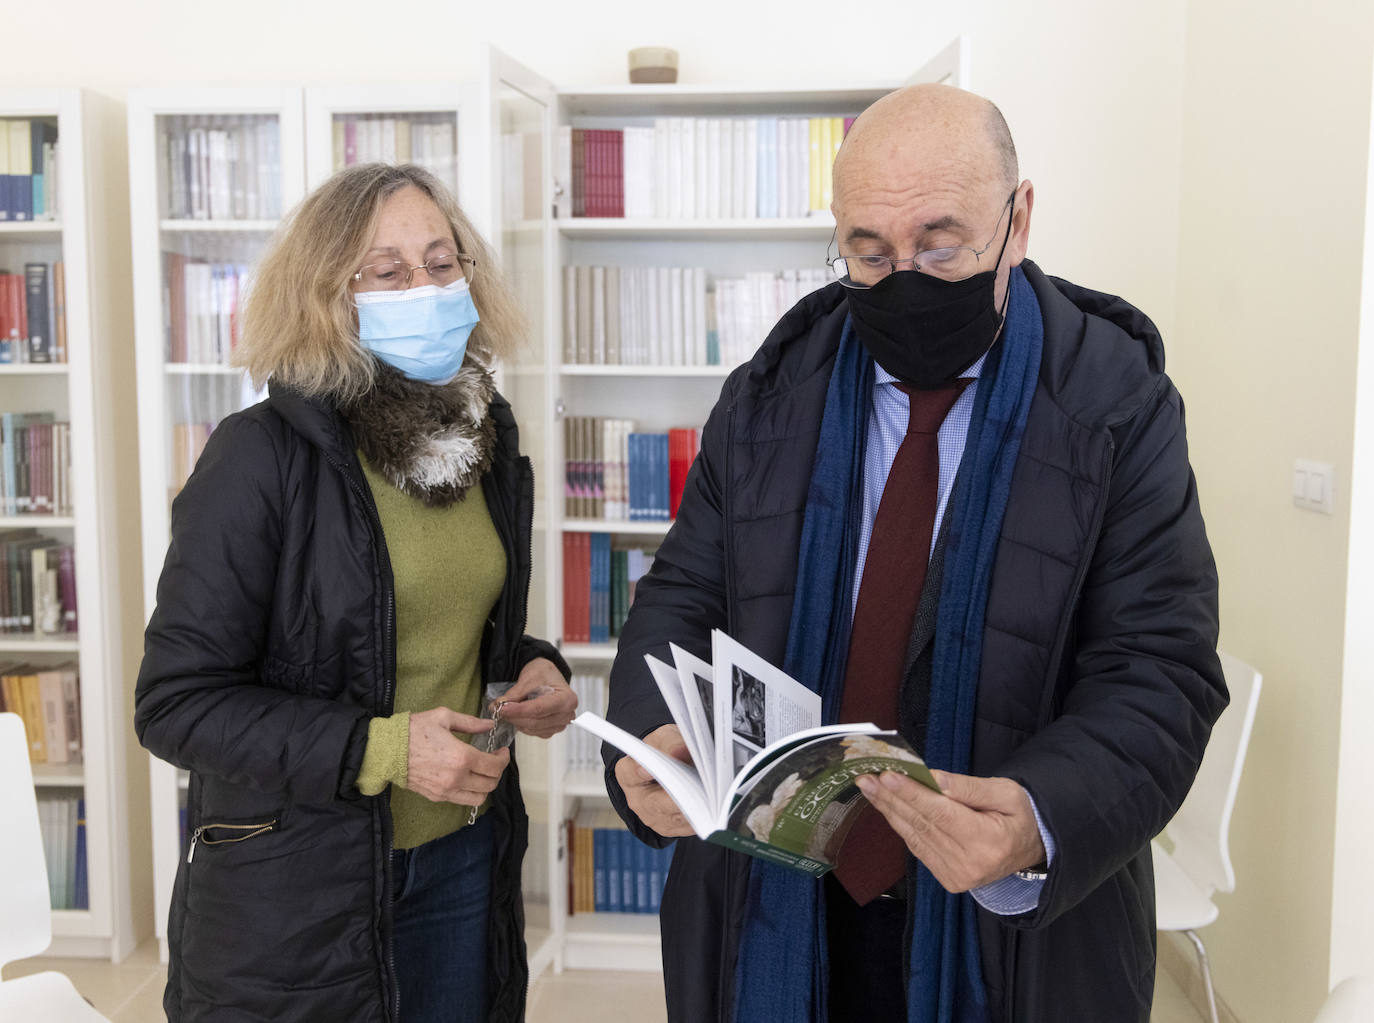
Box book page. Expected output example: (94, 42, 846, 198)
(572, 712, 716, 838)
(645, 653, 714, 799)
(720, 730, 937, 867)
(711, 629, 821, 807)
(668, 643, 719, 798)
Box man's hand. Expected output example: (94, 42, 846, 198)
(613, 724, 695, 838)
(407, 707, 510, 805)
(497, 657, 579, 739)
(855, 769, 1047, 893)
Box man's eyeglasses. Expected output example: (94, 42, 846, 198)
(827, 191, 1016, 289)
(353, 252, 477, 292)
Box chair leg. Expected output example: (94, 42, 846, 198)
(1183, 929, 1219, 1023)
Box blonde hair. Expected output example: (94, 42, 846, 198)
(235, 163, 524, 403)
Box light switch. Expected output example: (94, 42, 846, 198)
(1293, 459, 1336, 515)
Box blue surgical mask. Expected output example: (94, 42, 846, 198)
(355, 278, 480, 384)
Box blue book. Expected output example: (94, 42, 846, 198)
(593, 828, 608, 912)
(648, 844, 666, 913)
(590, 532, 610, 643)
(606, 828, 622, 913)
(655, 434, 671, 520)
(635, 839, 650, 913)
(627, 434, 645, 521)
(73, 798, 88, 910)
(619, 832, 635, 911)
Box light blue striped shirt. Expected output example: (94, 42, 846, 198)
(852, 356, 1054, 915)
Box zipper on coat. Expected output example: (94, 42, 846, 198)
(323, 450, 401, 1021)
(185, 819, 278, 863)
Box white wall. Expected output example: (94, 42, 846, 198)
(1172, 0, 1374, 1019)
(0, 0, 1187, 343)
(1332, 52, 1374, 991)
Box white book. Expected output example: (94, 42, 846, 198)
(680, 117, 697, 219)
(682, 266, 698, 365)
(433, 122, 456, 193)
(653, 119, 671, 219)
(694, 268, 709, 365)
(574, 629, 937, 875)
(644, 267, 660, 365)
(670, 267, 685, 366)
(657, 268, 673, 365)
(744, 119, 759, 220)
(732, 119, 748, 219)
(380, 118, 397, 164)
(719, 119, 735, 219)
(556, 125, 572, 219)
(591, 266, 607, 364)
(563, 265, 577, 363)
(241, 121, 259, 221)
(694, 119, 710, 220)
(707, 120, 723, 219)
(668, 118, 685, 220)
(603, 419, 622, 519)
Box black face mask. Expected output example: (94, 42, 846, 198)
(844, 207, 1014, 390)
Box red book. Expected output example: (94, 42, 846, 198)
(611, 130, 624, 218)
(668, 428, 689, 518)
(591, 130, 603, 218)
(562, 532, 575, 642)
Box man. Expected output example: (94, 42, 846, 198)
(603, 83, 1226, 1023)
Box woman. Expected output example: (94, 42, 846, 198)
(134, 163, 577, 1023)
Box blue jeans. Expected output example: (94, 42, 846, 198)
(391, 812, 493, 1023)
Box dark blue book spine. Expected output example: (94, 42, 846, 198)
(656, 434, 671, 520)
(627, 434, 643, 521)
(606, 828, 622, 913)
(593, 828, 607, 912)
(619, 831, 635, 911)
(635, 838, 650, 912)
(24, 263, 51, 363)
(73, 797, 88, 910)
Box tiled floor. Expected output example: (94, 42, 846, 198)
(4, 939, 1209, 1022)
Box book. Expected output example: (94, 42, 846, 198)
(574, 630, 940, 877)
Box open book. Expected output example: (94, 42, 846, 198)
(574, 630, 940, 876)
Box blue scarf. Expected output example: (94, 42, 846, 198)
(733, 267, 1043, 1023)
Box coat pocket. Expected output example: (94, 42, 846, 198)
(186, 815, 280, 864)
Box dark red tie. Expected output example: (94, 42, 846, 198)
(833, 379, 970, 906)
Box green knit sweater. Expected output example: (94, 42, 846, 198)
(354, 458, 507, 850)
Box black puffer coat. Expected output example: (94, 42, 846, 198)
(604, 262, 1227, 1022)
(134, 382, 566, 1023)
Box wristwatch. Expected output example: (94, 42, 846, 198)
(1013, 863, 1049, 882)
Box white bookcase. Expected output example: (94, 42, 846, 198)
(127, 86, 307, 961)
(487, 38, 966, 975)
(1, 88, 147, 960)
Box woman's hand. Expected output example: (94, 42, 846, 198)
(406, 707, 510, 805)
(496, 657, 579, 739)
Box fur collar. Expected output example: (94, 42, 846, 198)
(342, 352, 496, 508)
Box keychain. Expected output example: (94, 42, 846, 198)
(468, 683, 554, 825)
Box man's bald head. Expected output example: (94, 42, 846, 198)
(833, 84, 1018, 212)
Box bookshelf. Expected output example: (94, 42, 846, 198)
(127, 86, 306, 961)
(485, 38, 967, 977)
(489, 37, 972, 972)
(1, 88, 147, 960)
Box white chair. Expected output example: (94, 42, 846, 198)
(1313, 976, 1374, 1022)
(1152, 651, 1261, 1023)
(0, 713, 111, 1021)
